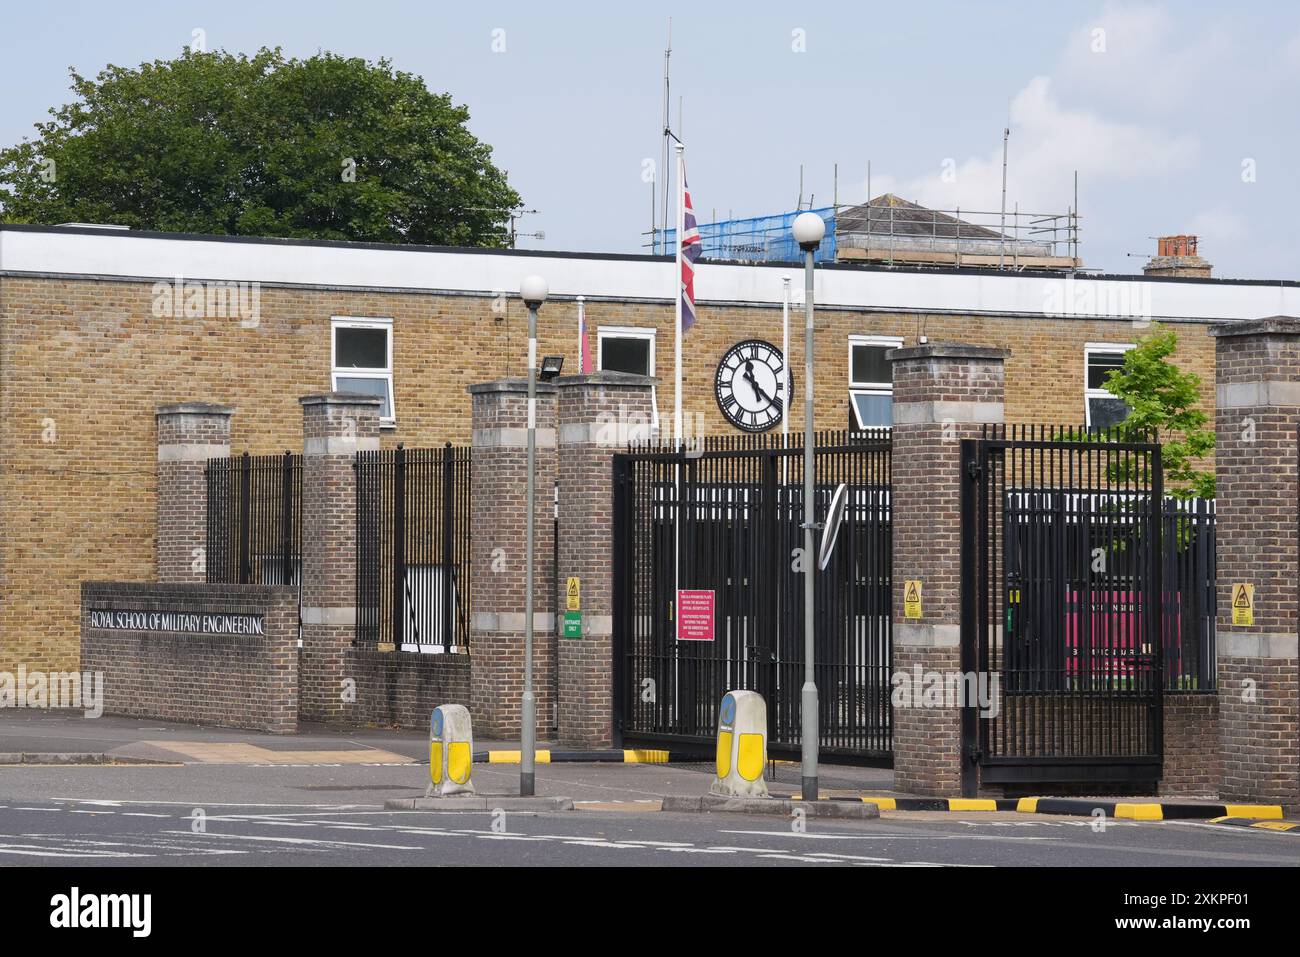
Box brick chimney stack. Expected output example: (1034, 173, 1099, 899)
(1144, 234, 1212, 278)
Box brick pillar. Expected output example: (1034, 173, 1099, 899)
(299, 392, 382, 723)
(888, 343, 1007, 796)
(468, 380, 558, 738)
(156, 402, 233, 583)
(1210, 317, 1300, 805)
(555, 371, 656, 748)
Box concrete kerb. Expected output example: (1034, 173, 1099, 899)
(0, 752, 178, 766)
(661, 795, 880, 819)
(385, 796, 575, 812)
(767, 794, 1288, 820)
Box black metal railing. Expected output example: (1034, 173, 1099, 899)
(355, 443, 472, 653)
(614, 430, 892, 759)
(964, 424, 1166, 786)
(206, 451, 303, 589)
(1161, 497, 1216, 690)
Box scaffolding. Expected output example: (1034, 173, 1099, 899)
(648, 195, 1081, 271)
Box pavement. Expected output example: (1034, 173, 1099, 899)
(1, 709, 1297, 867)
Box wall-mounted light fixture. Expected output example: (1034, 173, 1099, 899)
(540, 356, 565, 381)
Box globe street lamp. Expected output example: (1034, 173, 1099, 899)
(519, 273, 548, 797)
(791, 211, 825, 802)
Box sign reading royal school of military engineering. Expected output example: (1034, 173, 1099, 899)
(88, 609, 266, 636)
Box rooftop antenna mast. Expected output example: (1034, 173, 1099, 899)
(999, 125, 1010, 269)
(658, 18, 673, 248)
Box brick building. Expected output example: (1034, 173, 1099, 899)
(2, 223, 1299, 675)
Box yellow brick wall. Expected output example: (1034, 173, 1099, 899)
(0, 275, 1217, 672)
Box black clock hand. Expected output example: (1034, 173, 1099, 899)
(742, 362, 771, 404)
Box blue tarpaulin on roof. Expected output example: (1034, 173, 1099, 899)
(653, 207, 836, 264)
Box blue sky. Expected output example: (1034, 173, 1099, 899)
(1, 0, 1297, 278)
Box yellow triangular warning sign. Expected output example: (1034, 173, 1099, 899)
(905, 582, 920, 603)
(1233, 585, 1250, 608)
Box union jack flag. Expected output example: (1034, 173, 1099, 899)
(680, 171, 702, 330)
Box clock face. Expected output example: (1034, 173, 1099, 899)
(715, 339, 789, 433)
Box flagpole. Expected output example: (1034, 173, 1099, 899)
(781, 275, 791, 489)
(673, 142, 684, 642)
(576, 295, 586, 372)
(674, 143, 685, 450)
(781, 275, 791, 451)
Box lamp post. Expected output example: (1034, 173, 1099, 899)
(519, 273, 548, 797)
(791, 212, 825, 802)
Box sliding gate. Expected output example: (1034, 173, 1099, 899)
(960, 426, 1164, 789)
(612, 432, 892, 760)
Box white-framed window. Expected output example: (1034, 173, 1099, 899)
(1084, 342, 1135, 429)
(598, 326, 659, 427)
(331, 316, 395, 426)
(848, 335, 903, 429)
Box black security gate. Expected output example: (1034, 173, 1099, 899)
(960, 425, 1164, 791)
(613, 431, 892, 760)
(355, 443, 472, 653)
(206, 451, 303, 589)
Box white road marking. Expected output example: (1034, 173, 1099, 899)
(161, 830, 425, 851)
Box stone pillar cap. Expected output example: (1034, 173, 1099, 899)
(467, 379, 559, 396)
(554, 371, 658, 388)
(299, 392, 385, 407)
(1209, 315, 1300, 338)
(156, 402, 234, 417)
(888, 343, 1011, 362)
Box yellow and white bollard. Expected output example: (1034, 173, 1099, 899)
(710, 690, 769, 798)
(427, 704, 475, 798)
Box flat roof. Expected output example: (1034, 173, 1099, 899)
(2, 223, 1298, 323)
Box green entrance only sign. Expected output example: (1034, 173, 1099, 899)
(563, 611, 582, 639)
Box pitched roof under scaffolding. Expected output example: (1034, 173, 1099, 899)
(836, 194, 1005, 240)
(834, 194, 1080, 271)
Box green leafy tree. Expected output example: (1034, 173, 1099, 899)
(1103, 325, 1215, 499)
(0, 47, 521, 246)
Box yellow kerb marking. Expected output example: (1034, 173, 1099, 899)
(949, 799, 998, 811)
(1115, 803, 1163, 821)
(1017, 797, 1039, 813)
(1224, 804, 1283, 820)
(624, 749, 670, 764)
(487, 750, 551, 764)
(862, 797, 896, 810)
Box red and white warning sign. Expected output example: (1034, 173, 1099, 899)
(676, 589, 715, 642)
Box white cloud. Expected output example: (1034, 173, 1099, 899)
(873, 75, 1198, 216)
(1056, 4, 1236, 113)
(1188, 207, 1247, 245)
